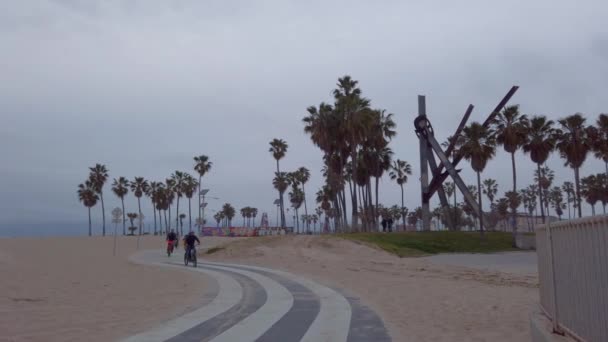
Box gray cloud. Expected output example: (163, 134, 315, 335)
(1, 0, 607, 226)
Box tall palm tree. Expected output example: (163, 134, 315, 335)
(548, 186, 565, 220)
(296, 167, 311, 232)
(240, 207, 248, 227)
(389, 159, 412, 229)
(182, 174, 199, 232)
(482, 178, 498, 208)
(591, 114, 608, 176)
(269, 138, 288, 227)
(146, 181, 162, 235)
(171, 171, 186, 235)
(534, 166, 555, 216)
(561, 181, 575, 219)
(111, 177, 129, 235)
(165, 178, 175, 230)
(78, 180, 99, 236)
(214, 211, 223, 228)
(494, 105, 528, 223)
(129, 177, 149, 235)
(222, 203, 236, 226)
(289, 187, 304, 233)
(88, 164, 109, 236)
(556, 113, 592, 218)
(272, 171, 289, 227)
(581, 174, 600, 215)
(457, 122, 497, 235)
(522, 115, 556, 223)
(193, 155, 212, 224)
(251, 208, 258, 227)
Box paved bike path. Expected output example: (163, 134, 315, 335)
(126, 250, 391, 342)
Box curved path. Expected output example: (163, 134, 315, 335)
(126, 251, 391, 342)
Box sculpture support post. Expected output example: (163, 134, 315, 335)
(418, 95, 431, 231)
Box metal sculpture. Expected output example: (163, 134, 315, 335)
(415, 86, 519, 230)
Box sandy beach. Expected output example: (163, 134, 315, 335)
(206, 235, 539, 342)
(0, 235, 228, 342)
(1, 234, 539, 342)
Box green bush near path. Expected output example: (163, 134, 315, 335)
(338, 231, 518, 257)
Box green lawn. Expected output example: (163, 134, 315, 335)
(338, 231, 517, 257)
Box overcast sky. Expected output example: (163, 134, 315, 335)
(1, 0, 607, 229)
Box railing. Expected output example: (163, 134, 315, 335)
(536, 215, 608, 342)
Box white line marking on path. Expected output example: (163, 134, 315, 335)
(120, 262, 242, 342)
(203, 264, 294, 342)
(204, 262, 352, 342)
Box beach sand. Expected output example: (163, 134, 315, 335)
(207, 235, 539, 342)
(0, 235, 227, 342)
(1, 234, 539, 342)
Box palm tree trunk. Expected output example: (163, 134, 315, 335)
(536, 163, 546, 223)
(168, 204, 172, 230)
(164, 210, 168, 233)
(477, 171, 485, 236)
(152, 200, 157, 235)
(176, 197, 181, 235)
(188, 198, 192, 232)
(88, 207, 92, 236)
(375, 176, 380, 231)
(276, 160, 285, 228)
(400, 184, 406, 228)
(137, 197, 142, 235)
(302, 184, 309, 233)
(121, 197, 126, 235)
(198, 175, 202, 224)
(566, 192, 572, 220)
(100, 191, 106, 236)
(574, 167, 583, 218)
(591, 203, 596, 216)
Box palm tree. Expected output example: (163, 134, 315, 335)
(561, 181, 575, 219)
(548, 186, 565, 220)
(581, 174, 600, 215)
(591, 114, 608, 176)
(522, 115, 556, 223)
(182, 174, 199, 232)
(78, 180, 99, 236)
(273, 171, 289, 226)
(494, 105, 527, 228)
(482, 178, 498, 208)
(193, 155, 212, 224)
(111, 177, 129, 235)
(389, 159, 412, 229)
(296, 167, 311, 232)
(126, 213, 138, 235)
(129, 177, 149, 235)
(171, 171, 186, 235)
(88, 164, 109, 236)
(251, 208, 258, 227)
(222, 203, 236, 226)
(534, 166, 555, 216)
(146, 181, 162, 235)
(214, 211, 223, 227)
(269, 138, 288, 227)
(289, 187, 304, 232)
(556, 113, 592, 218)
(240, 207, 248, 227)
(165, 178, 175, 230)
(457, 122, 497, 235)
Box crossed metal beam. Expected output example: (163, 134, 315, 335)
(415, 86, 518, 231)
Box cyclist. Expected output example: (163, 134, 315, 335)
(183, 231, 200, 260)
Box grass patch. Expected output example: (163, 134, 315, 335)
(338, 231, 517, 257)
(205, 246, 225, 255)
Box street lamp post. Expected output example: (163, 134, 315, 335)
(273, 199, 280, 228)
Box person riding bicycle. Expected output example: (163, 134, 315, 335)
(183, 231, 200, 257)
(166, 229, 178, 248)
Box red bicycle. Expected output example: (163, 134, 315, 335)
(166, 240, 175, 257)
